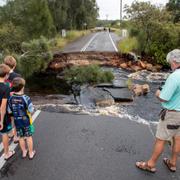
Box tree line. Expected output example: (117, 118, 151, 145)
(121, 0, 180, 65)
(0, 0, 98, 43)
(0, 0, 98, 77)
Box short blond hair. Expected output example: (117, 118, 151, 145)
(4, 56, 17, 69)
(0, 64, 10, 78)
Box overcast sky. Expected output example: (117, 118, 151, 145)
(97, 0, 169, 20)
(0, 0, 169, 20)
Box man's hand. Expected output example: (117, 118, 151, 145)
(155, 89, 167, 102)
(155, 90, 161, 98)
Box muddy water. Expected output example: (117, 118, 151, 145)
(106, 68, 167, 122)
(26, 68, 169, 124)
(25, 74, 70, 95)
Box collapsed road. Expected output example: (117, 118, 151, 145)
(0, 31, 179, 180)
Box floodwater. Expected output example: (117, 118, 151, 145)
(25, 74, 70, 95)
(26, 68, 169, 124)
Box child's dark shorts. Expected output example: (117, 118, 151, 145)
(0, 114, 12, 134)
(16, 125, 34, 138)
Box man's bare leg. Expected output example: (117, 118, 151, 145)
(170, 136, 180, 166)
(147, 138, 166, 167)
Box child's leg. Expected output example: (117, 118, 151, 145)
(26, 136, 33, 154)
(19, 138, 27, 157)
(13, 128, 19, 143)
(26, 136, 35, 159)
(11, 119, 19, 143)
(2, 133, 15, 159)
(2, 134, 9, 155)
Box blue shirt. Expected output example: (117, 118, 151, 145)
(8, 94, 34, 128)
(160, 69, 180, 111)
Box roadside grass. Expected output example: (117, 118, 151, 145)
(49, 30, 90, 52)
(112, 28, 121, 36)
(118, 37, 138, 53)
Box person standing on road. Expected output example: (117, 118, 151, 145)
(0, 64, 15, 160)
(136, 49, 180, 173)
(8, 77, 36, 159)
(4, 56, 21, 144)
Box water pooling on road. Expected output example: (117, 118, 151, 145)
(26, 68, 169, 126)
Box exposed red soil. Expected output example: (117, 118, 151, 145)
(47, 52, 162, 73)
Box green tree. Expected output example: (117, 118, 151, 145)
(20, 36, 52, 77)
(0, 23, 25, 52)
(0, 0, 55, 39)
(125, 2, 171, 52)
(166, 0, 180, 23)
(48, 0, 98, 30)
(124, 1, 179, 65)
(48, 0, 68, 31)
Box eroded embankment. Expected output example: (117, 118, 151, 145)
(28, 51, 169, 124)
(47, 52, 163, 73)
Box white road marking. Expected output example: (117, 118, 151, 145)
(81, 33, 98, 52)
(0, 110, 41, 170)
(108, 32, 118, 52)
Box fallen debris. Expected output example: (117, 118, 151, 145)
(132, 84, 150, 96)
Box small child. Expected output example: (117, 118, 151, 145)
(0, 64, 15, 160)
(8, 77, 36, 159)
(4, 56, 21, 143)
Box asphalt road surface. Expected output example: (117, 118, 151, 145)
(63, 31, 121, 52)
(0, 111, 179, 180)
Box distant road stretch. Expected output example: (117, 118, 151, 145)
(63, 31, 122, 53)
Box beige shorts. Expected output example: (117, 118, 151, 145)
(156, 111, 180, 141)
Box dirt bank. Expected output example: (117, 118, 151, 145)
(47, 52, 163, 73)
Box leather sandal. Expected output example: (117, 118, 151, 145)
(28, 150, 36, 160)
(4, 150, 15, 160)
(163, 158, 176, 172)
(136, 161, 156, 173)
(22, 150, 28, 159)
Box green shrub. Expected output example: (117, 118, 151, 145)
(19, 36, 52, 78)
(66, 30, 88, 41)
(64, 65, 114, 85)
(101, 71, 114, 83)
(124, 1, 180, 66)
(147, 23, 180, 65)
(118, 37, 138, 53)
(49, 31, 90, 51)
(0, 23, 26, 53)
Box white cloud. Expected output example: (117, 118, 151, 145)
(96, 0, 169, 20)
(0, 0, 5, 6)
(0, 0, 169, 20)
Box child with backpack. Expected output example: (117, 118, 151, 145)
(8, 77, 36, 159)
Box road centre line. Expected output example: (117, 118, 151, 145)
(0, 110, 41, 170)
(81, 33, 98, 52)
(108, 32, 118, 52)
